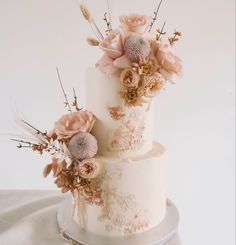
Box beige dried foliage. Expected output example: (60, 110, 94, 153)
(87, 38, 100, 46)
(43, 163, 53, 178)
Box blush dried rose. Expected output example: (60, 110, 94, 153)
(142, 73, 166, 97)
(121, 69, 140, 89)
(120, 14, 152, 34)
(100, 30, 123, 59)
(155, 42, 183, 81)
(79, 158, 102, 179)
(53, 110, 96, 140)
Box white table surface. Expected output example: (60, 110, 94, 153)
(0, 190, 181, 245)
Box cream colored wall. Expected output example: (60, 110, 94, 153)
(0, 0, 235, 244)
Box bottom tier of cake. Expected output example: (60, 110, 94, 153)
(72, 142, 168, 237)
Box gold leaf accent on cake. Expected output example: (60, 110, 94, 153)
(97, 170, 149, 235)
(107, 110, 145, 154)
(107, 106, 126, 120)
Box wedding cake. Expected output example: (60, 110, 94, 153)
(12, 3, 182, 240)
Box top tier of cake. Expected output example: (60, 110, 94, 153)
(86, 67, 153, 158)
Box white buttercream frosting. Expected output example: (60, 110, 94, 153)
(86, 67, 154, 158)
(73, 142, 167, 237)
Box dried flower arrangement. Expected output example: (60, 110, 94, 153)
(11, 0, 183, 212)
(12, 68, 103, 206)
(81, 0, 183, 107)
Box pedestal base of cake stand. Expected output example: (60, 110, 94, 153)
(57, 198, 179, 245)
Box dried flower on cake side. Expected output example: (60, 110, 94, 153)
(52, 110, 96, 140)
(141, 72, 166, 97)
(107, 106, 126, 120)
(68, 132, 98, 160)
(79, 158, 102, 179)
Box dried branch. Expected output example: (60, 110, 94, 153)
(21, 120, 49, 139)
(156, 21, 166, 41)
(104, 12, 112, 34)
(72, 88, 82, 111)
(105, 0, 112, 34)
(11, 139, 47, 154)
(149, 0, 164, 32)
(56, 67, 72, 112)
(168, 31, 182, 45)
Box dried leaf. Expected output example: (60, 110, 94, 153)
(43, 164, 53, 178)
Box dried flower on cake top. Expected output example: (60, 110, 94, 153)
(68, 132, 98, 160)
(81, 2, 183, 108)
(121, 68, 140, 89)
(119, 14, 152, 34)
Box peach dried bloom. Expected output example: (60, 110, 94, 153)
(120, 14, 152, 34)
(53, 110, 96, 140)
(121, 68, 140, 89)
(120, 87, 145, 107)
(132, 59, 158, 76)
(79, 158, 102, 179)
(142, 72, 166, 97)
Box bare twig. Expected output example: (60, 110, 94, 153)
(21, 120, 49, 138)
(11, 138, 47, 153)
(56, 67, 72, 112)
(149, 0, 164, 32)
(156, 21, 166, 41)
(104, 12, 112, 34)
(106, 0, 112, 32)
(72, 88, 82, 111)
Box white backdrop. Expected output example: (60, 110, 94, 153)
(0, 0, 235, 244)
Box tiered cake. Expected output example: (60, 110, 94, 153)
(12, 4, 182, 241)
(77, 68, 168, 236)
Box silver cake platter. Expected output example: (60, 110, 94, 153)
(57, 198, 179, 245)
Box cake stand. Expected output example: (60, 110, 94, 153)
(57, 198, 179, 245)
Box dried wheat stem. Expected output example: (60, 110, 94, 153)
(80, 4, 104, 41)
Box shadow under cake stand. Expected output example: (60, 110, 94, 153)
(57, 198, 180, 245)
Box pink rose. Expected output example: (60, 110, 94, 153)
(155, 42, 183, 81)
(97, 30, 127, 74)
(120, 14, 152, 34)
(53, 111, 96, 140)
(100, 30, 123, 59)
